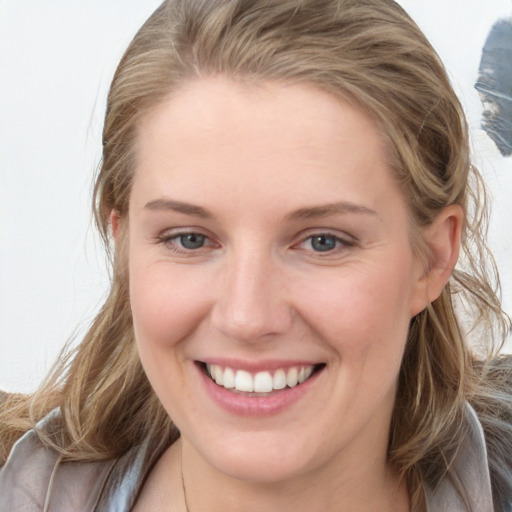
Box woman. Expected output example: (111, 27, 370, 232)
(1, 0, 511, 510)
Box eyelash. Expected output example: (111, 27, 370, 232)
(156, 231, 214, 254)
(155, 231, 356, 256)
(295, 233, 355, 254)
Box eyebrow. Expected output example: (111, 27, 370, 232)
(144, 198, 213, 218)
(143, 198, 378, 221)
(285, 202, 378, 221)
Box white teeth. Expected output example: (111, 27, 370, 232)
(286, 367, 298, 387)
(273, 369, 287, 390)
(205, 364, 317, 393)
(298, 366, 314, 383)
(214, 365, 224, 386)
(254, 371, 273, 393)
(223, 367, 235, 389)
(235, 370, 254, 392)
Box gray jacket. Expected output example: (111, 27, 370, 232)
(0, 404, 494, 511)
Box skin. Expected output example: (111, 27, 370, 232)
(121, 77, 462, 512)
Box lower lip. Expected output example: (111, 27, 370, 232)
(197, 364, 322, 417)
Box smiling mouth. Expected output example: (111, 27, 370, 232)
(201, 363, 326, 395)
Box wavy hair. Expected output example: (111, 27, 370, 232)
(1, 1, 510, 509)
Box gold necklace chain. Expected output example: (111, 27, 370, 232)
(180, 441, 191, 512)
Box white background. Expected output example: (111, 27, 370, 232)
(1, 1, 511, 393)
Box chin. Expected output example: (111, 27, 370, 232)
(195, 431, 320, 484)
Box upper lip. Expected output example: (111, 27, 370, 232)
(196, 358, 325, 372)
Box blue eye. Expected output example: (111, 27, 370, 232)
(177, 233, 206, 250)
(157, 232, 210, 253)
(309, 234, 339, 252)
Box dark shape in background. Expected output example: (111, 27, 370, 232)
(475, 18, 512, 157)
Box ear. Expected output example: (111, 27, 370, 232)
(421, 204, 463, 304)
(110, 210, 121, 241)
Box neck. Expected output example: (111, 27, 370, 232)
(180, 439, 409, 512)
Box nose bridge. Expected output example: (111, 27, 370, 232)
(211, 242, 291, 342)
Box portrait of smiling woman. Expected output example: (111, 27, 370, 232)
(1, 0, 512, 511)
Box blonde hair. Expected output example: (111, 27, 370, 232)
(2, 1, 511, 509)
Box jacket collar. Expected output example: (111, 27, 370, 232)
(93, 434, 168, 510)
(424, 403, 494, 511)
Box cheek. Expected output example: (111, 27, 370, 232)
(295, 262, 415, 358)
(128, 260, 211, 419)
(128, 260, 210, 354)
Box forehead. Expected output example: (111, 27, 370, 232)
(131, 77, 400, 216)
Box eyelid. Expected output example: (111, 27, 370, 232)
(293, 230, 357, 253)
(157, 225, 212, 240)
(296, 227, 356, 243)
(155, 227, 219, 253)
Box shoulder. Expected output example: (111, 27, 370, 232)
(425, 403, 495, 511)
(472, 354, 512, 510)
(0, 426, 60, 510)
(0, 416, 116, 512)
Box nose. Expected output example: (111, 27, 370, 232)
(210, 247, 293, 344)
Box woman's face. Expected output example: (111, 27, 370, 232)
(127, 77, 428, 483)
